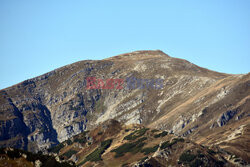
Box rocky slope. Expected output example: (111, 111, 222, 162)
(0, 50, 249, 163)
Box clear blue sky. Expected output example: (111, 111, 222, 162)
(0, 0, 250, 89)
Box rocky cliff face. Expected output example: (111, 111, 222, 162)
(0, 50, 249, 157)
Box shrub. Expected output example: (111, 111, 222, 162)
(151, 129, 159, 133)
(160, 131, 168, 137)
(48, 143, 64, 153)
(62, 149, 78, 158)
(111, 143, 136, 157)
(208, 149, 216, 155)
(160, 138, 184, 149)
(101, 139, 113, 149)
(111, 137, 147, 157)
(79, 139, 112, 165)
(65, 139, 73, 145)
(124, 128, 149, 141)
(136, 137, 147, 143)
(179, 151, 196, 163)
(83, 147, 103, 162)
(74, 137, 86, 143)
(141, 145, 159, 155)
(73, 131, 89, 143)
(154, 131, 168, 138)
(160, 141, 171, 149)
(190, 159, 203, 167)
(173, 137, 185, 142)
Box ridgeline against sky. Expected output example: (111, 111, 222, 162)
(0, 0, 250, 89)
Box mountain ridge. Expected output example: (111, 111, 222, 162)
(1, 49, 233, 91)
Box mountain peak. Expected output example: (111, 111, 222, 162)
(104, 50, 170, 61)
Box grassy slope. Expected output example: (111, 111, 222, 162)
(47, 120, 242, 167)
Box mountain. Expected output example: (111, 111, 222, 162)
(0, 50, 249, 165)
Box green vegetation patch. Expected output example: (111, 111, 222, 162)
(124, 128, 149, 141)
(73, 130, 89, 144)
(151, 129, 159, 133)
(178, 149, 221, 167)
(141, 145, 159, 155)
(173, 137, 185, 142)
(48, 143, 64, 153)
(179, 148, 223, 166)
(65, 139, 73, 145)
(179, 151, 196, 163)
(170, 137, 185, 146)
(160, 138, 184, 149)
(208, 149, 216, 155)
(154, 131, 168, 138)
(73, 137, 86, 143)
(190, 159, 203, 167)
(79, 139, 112, 165)
(62, 149, 78, 158)
(160, 141, 171, 149)
(111, 137, 147, 158)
